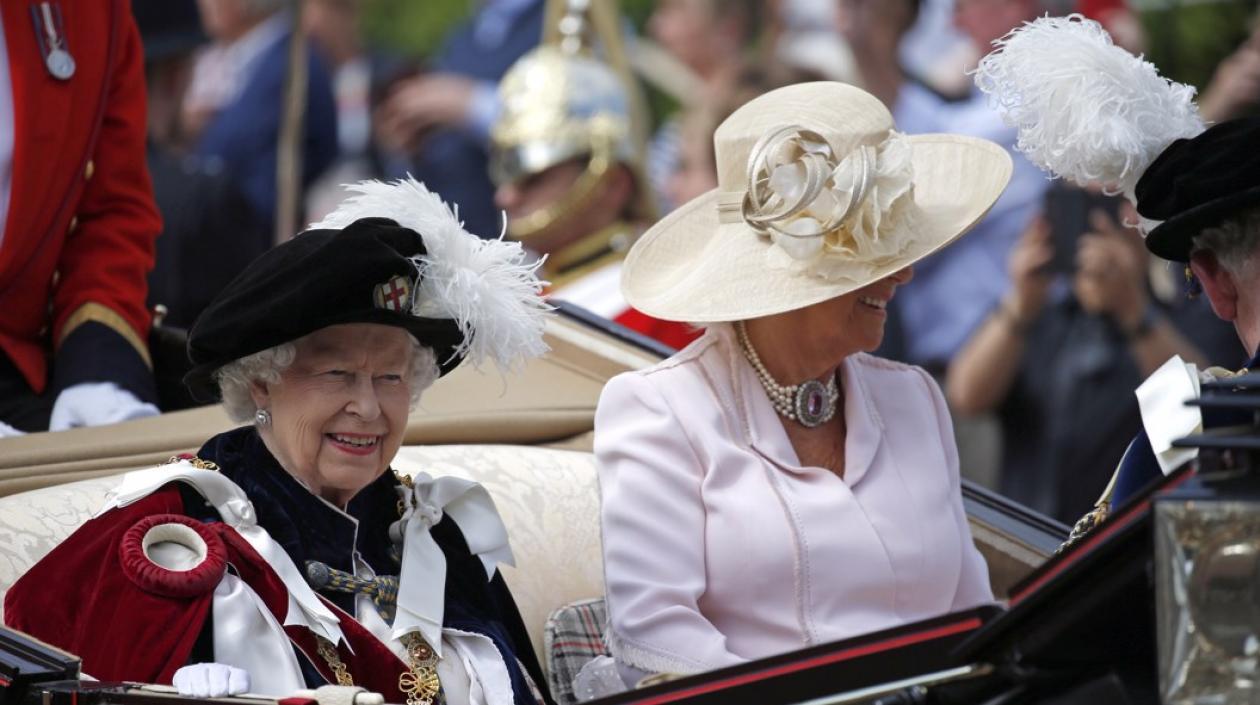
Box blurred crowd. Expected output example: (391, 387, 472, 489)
(4, 0, 1259, 524)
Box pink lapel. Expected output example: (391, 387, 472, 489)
(726, 327, 883, 483)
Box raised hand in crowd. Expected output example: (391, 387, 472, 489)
(945, 215, 1051, 416)
(1075, 206, 1207, 375)
(1073, 209, 1148, 333)
(375, 73, 482, 154)
(1005, 215, 1055, 328)
(1199, 27, 1260, 124)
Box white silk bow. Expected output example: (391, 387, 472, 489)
(1135, 355, 1202, 475)
(391, 472, 515, 656)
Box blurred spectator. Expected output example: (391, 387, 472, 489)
(838, 0, 920, 109)
(1130, 2, 1260, 125)
(184, 0, 339, 226)
(0, 2, 162, 434)
(837, 0, 948, 135)
(375, 0, 544, 239)
(645, 0, 762, 212)
(899, 0, 973, 96)
(665, 65, 795, 209)
(859, 0, 1050, 489)
(303, 0, 412, 219)
(136, 0, 270, 341)
(648, 0, 761, 96)
(886, 0, 1049, 372)
(945, 187, 1238, 521)
(1137, 0, 1256, 95)
(1077, 0, 1144, 53)
(771, 0, 857, 84)
(1198, 24, 1260, 123)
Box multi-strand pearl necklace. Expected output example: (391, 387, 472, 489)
(736, 323, 839, 428)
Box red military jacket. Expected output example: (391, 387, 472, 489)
(0, 0, 160, 394)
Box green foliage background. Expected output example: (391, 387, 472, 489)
(361, 0, 656, 59)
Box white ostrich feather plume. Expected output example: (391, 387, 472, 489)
(309, 177, 550, 372)
(974, 14, 1203, 202)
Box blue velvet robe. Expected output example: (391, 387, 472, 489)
(189, 427, 550, 704)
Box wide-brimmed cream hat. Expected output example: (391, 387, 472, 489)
(622, 82, 1012, 322)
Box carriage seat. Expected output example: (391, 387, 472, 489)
(0, 439, 1050, 704)
(0, 444, 605, 682)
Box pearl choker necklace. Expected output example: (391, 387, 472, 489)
(736, 323, 839, 428)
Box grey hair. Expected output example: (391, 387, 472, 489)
(1190, 205, 1260, 278)
(215, 336, 440, 423)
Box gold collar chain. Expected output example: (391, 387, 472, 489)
(163, 454, 220, 471)
(399, 632, 442, 705)
(315, 632, 443, 705)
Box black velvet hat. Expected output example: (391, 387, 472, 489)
(184, 217, 466, 399)
(1136, 118, 1260, 262)
(185, 178, 550, 401)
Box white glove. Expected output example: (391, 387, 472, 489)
(49, 382, 159, 431)
(0, 420, 25, 437)
(172, 663, 251, 697)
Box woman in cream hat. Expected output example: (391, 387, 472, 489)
(593, 81, 1011, 679)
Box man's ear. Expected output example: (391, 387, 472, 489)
(1190, 250, 1239, 322)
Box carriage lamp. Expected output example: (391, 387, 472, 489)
(1155, 497, 1260, 704)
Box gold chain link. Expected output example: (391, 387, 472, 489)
(316, 637, 355, 686)
(163, 454, 220, 471)
(394, 469, 413, 517)
(398, 632, 442, 705)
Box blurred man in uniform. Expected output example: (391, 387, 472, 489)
(0, 0, 163, 435)
(489, 0, 698, 350)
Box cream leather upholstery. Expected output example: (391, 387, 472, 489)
(0, 316, 1050, 685)
(0, 440, 1052, 683)
(0, 444, 604, 664)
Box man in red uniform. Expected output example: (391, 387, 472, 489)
(0, 0, 162, 433)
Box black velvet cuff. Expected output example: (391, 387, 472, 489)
(52, 321, 158, 403)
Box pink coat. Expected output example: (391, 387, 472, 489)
(594, 326, 993, 675)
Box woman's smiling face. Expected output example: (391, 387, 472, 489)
(251, 323, 415, 506)
(794, 267, 915, 358)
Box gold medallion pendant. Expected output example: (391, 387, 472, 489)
(399, 631, 442, 705)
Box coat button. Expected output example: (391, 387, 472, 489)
(68, 216, 79, 233)
(84, 160, 94, 180)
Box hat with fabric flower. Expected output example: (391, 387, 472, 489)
(619, 81, 1012, 323)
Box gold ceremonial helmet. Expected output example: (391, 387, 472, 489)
(490, 0, 656, 241)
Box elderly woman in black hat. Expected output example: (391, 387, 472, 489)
(4, 179, 553, 705)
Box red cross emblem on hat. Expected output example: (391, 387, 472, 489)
(373, 275, 412, 312)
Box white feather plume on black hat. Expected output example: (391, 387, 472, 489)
(973, 14, 1204, 232)
(309, 177, 551, 373)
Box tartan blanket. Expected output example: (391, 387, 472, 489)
(543, 598, 610, 705)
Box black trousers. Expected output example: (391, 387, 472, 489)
(0, 353, 52, 432)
